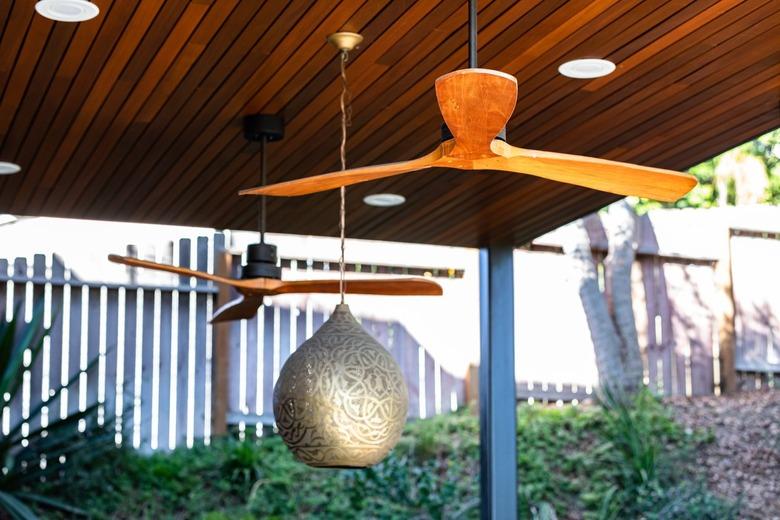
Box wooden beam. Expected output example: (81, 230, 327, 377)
(211, 247, 232, 437)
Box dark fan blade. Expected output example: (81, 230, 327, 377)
(210, 294, 264, 323)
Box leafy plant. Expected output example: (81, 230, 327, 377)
(594, 388, 736, 519)
(29, 392, 737, 519)
(0, 305, 114, 519)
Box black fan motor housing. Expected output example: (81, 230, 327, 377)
(241, 242, 282, 280)
(440, 122, 506, 142)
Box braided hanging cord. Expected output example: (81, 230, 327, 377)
(338, 49, 352, 303)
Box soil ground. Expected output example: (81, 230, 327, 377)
(669, 390, 780, 519)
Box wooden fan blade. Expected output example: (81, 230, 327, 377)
(481, 141, 697, 202)
(108, 254, 242, 288)
(269, 278, 443, 296)
(239, 145, 445, 197)
(435, 68, 517, 158)
(210, 294, 264, 323)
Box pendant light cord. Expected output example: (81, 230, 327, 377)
(338, 49, 351, 304)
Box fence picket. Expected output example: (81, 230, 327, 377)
(121, 289, 138, 445)
(158, 290, 173, 449)
(140, 290, 155, 450)
(104, 288, 119, 424)
(192, 236, 210, 443)
(245, 311, 259, 417)
(7, 258, 26, 434)
(262, 305, 274, 418)
(424, 351, 435, 418)
(176, 239, 191, 448)
(86, 288, 101, 418)
(47, 257, 65, 424)
(28, 256, 46, 432)
(66, 282, 82, 418)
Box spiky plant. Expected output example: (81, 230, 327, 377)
(0, 304, 114, 519)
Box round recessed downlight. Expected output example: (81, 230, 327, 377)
(363, 193, 406, 207)
(0, 162, 21, 175)
(558, 58, 616, 79)
(35, 0, 99, 22)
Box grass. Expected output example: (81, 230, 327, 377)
(27, 391, 736, 519)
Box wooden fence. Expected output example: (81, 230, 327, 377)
(2, 227, 777, 450)
(526, 221, 779, 398)
(0, 234, 464, 451)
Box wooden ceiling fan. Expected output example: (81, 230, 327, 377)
(109, 114, 441, 323)
(240, 4, 696, 203)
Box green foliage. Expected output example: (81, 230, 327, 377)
(29, 394, 736, 519)
(634, 128, 780, 213)
(0, 306, 115, 519)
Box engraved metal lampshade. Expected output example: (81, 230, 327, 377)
(273, 303, 408, 468)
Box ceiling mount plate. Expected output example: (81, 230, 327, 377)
(327, 32, 363, 52)
(243, 114, 284, 142)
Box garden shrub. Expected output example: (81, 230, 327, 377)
(29, 392, 736, 519)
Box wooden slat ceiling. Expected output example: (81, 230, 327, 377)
(0, 0, 778, 248)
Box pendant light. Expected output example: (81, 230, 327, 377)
(273, 32, 409, 468)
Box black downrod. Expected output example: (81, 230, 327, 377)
(259, 135, 267, 244)
(468, 0, 477, 68)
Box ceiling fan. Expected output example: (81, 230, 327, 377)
(239, 4, 696, 203)
(109, 114, 442, 323)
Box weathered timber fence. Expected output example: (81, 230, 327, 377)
(2, 226, 777, 450)
(524, 224, 779, 398)
(0, 234, 465, 451)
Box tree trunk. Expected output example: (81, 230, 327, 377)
(562, 218, 625, 388)
(603, 200, 643, 392)
(563, 201, 643, 394)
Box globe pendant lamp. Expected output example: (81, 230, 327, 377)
(274, 303, 408, 467)
(273, 32, 409, 468)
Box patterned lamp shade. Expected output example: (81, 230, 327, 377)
(273, 304, 408, 468)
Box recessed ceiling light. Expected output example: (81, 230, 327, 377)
(35, 0, 99, 22)
(558, 58, 616, 79)
(0, 162, 21, 175)
(363, 193, 406, 207)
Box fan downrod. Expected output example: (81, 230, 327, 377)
(242, 113, 284, 280)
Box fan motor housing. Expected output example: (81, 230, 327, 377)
(440, 123, 506, 142)
(242, 242, 282, 279)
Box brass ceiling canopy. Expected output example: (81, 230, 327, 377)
(326, 32, 363, 52)
(272, 32, 410, 468)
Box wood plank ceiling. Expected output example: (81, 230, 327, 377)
(0, 0, 778, 248)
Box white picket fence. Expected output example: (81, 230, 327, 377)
(0, 233, 465, 451)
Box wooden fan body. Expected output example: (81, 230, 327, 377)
(109, 255, 442, 323)
(239, 68, 696, 202)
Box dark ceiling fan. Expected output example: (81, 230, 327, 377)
(109, 114, 442, 323)
(239, 2, 696, 203)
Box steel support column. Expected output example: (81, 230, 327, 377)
(479, 243, 518, 519)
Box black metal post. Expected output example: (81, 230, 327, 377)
(479, 243, 518, 520)
(468, 0, 478, 68)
